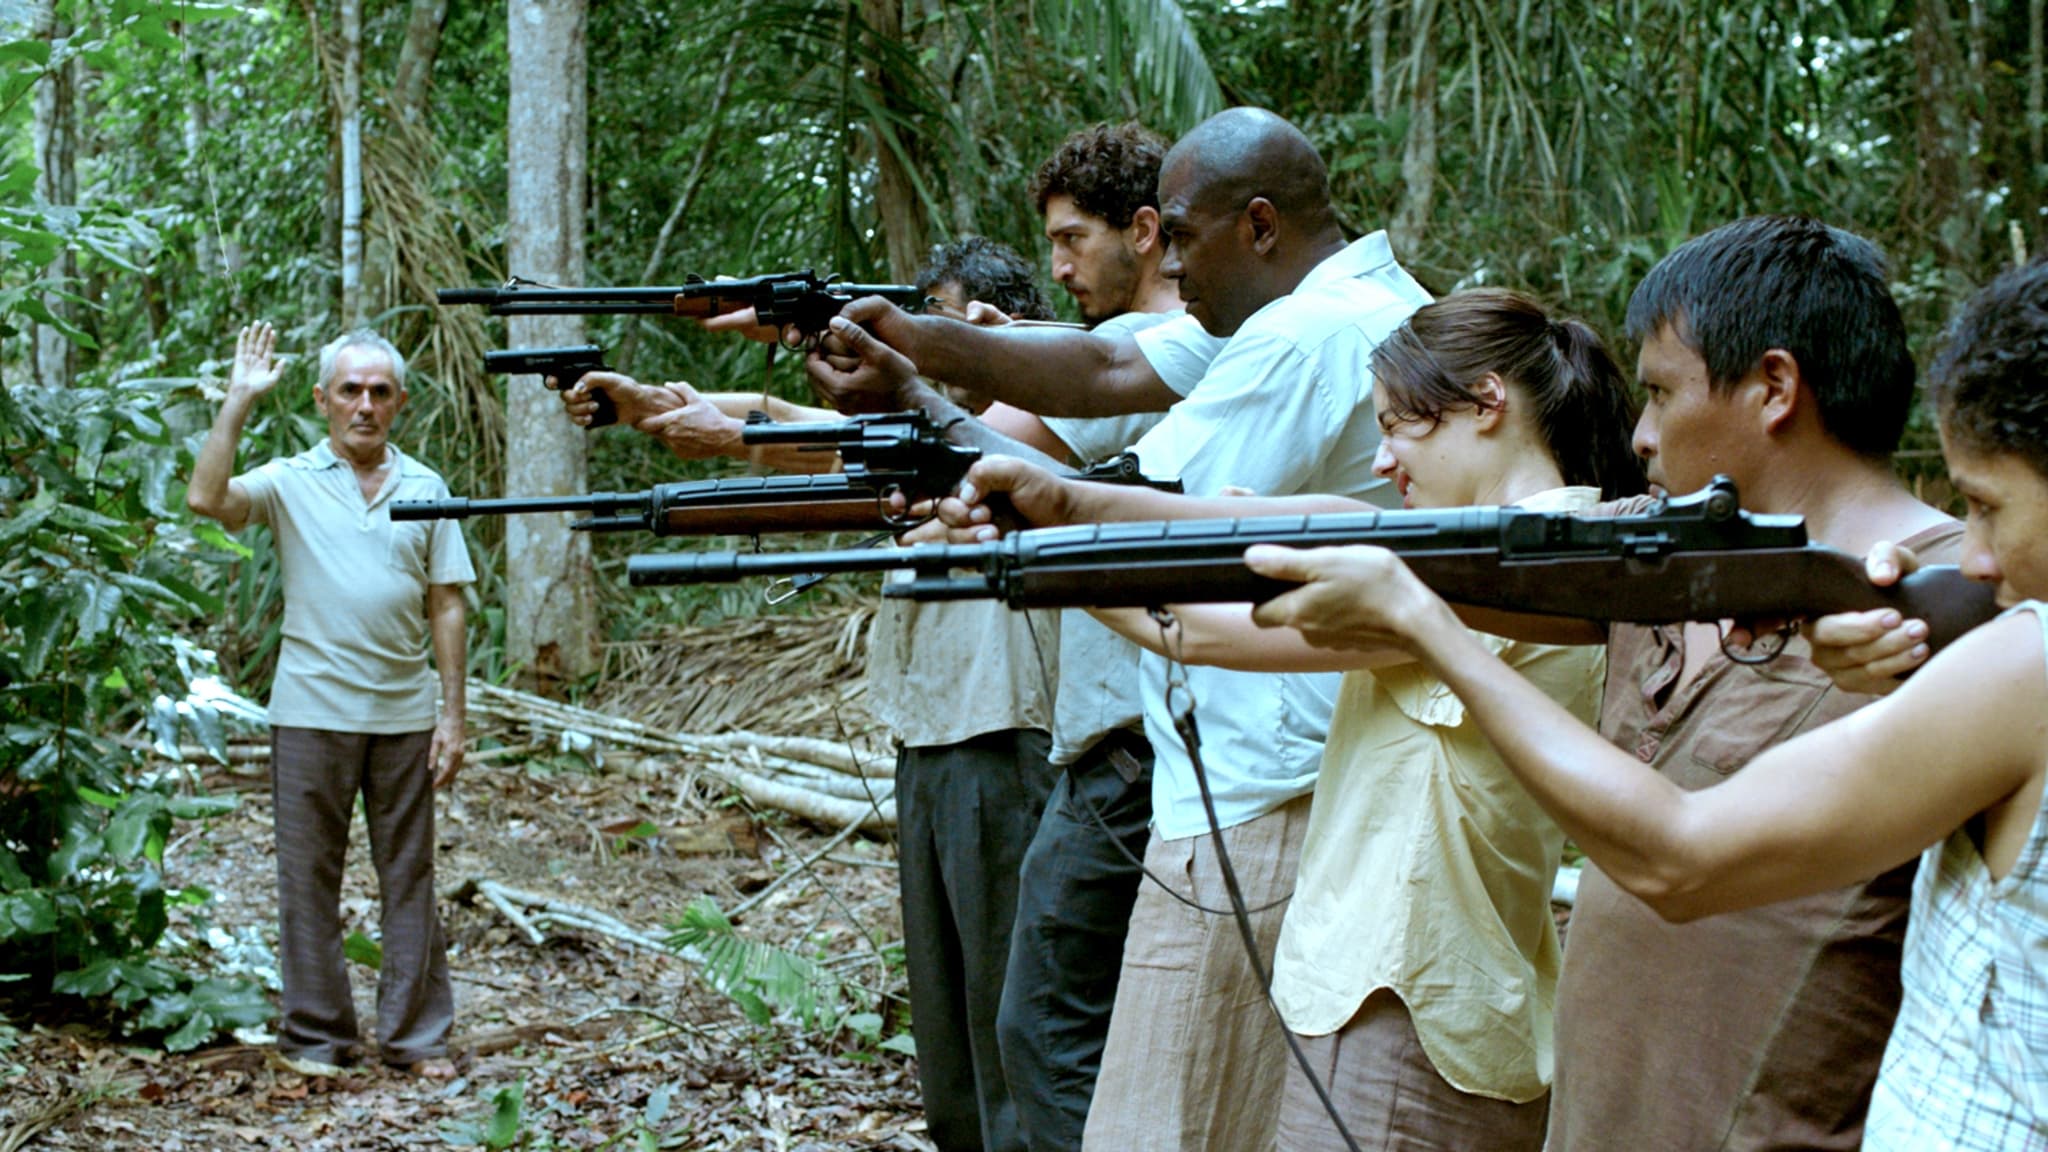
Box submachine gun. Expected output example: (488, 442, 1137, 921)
(624, 477, 2001, 659)
(389, 410, 1178, 539)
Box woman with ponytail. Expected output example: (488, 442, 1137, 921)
(1067, 288, 1643, 1149)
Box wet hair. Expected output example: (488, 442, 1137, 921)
(1030, 121, 1171, 230)
(915, 236, 1057, 322)
(1624, 214, 1915, 460)
(318, 329, 407, 391)
(1929, 256, 2048, 480)
(1374, 289, 1647, 499)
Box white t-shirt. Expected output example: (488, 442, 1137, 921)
(1041, 310, 1221, 765)
(237, 440, 475, 733)
(1127, 231, 1432, 838)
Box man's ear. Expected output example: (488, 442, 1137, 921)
(1753, 348, 1802, 437)
(1127, 205, 1163, 256)
(311, 383, 327, 415)
(1243, 197, 1280, 256)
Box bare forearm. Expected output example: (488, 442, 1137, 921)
(902, 317, 1174, 417)
(901, 381, 1075, 474)
(1061, 486, 1365, 526)
(1091, 603, 1391, 672)
(188, 393, 256, 527)
(429, 589, 467, 721)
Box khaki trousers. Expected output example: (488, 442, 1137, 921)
(1081, 793, 1313, 1152)
(272, 726, 452, 1066)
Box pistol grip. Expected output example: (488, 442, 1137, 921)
(587, 386, 618, 429)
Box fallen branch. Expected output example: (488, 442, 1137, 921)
(731, 818, 866, 921)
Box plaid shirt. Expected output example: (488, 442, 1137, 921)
(1865, 601, 2048, 1150)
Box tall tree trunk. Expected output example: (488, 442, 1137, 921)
(1912, 0, 1979, 267)
(2031, 0, 2044, 249)
(185, 51, 217, 277)
(392, 0, 448, 126)
(1369, 0, 1394, 120)
(860, 0, 929, 282)
(1391, 0, 1439, 255)
(339, 0, 365, 327)
(31, 0, 76, 389)
(504, 0, 597, 693)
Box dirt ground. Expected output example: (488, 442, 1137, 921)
(1, 621, 929, 1152)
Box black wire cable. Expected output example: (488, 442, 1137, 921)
(1152, 608, 1364, 1152)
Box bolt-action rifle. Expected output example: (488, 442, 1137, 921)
(439, 270, 928, 349)
(624, 477, 2000, 658)
(389, 410, 1179, 538)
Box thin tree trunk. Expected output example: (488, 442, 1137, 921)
(1369, 0, 1393, 120)
(505, 0, 598, 693)
(859, 0, 929, 282)
(392, 0, 448, 126)
(1391, 0, 1439, 255)
(31, 0, 76, 389)
(185, 51, 217, 277)
(1912, 0, 1978, 266)
(2031, 0, 2044, 247)
(339, 0, 365, 327)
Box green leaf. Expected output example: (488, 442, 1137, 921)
(50, 821, 104, 880)
(166, 795, 237, 820)
(192, 520, 254, 559)
(162, 1011, 213, 1052)
(484, 1083, 525, 1150)
(104, 796, 164, 863)
(878, 1031, 917, 1056)
(53, 958, 123, 998)
(0, 848, 30, 892)
(75, 578, 123, 645)
(343, 931, 383, 971)
(77, 786, 124, 809)
(0, 40, 52, 68)
(0, 892, 58, 937)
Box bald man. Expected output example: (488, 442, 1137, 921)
(813, 108, 1432, 1152)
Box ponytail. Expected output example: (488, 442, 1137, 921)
(1371, 289, 1645, 500)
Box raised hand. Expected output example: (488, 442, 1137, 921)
(230, 321, 285, 401)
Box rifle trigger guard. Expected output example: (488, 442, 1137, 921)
(877, 484, 925, 532)
(1720, 619, 1799, 665)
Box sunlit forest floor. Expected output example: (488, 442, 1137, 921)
(2, 615, 931, 1152)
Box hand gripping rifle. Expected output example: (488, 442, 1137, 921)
(625, 477, 2001, 658)
(388, 410, 1179, 538)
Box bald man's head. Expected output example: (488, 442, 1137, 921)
(1155, 108, 1345, 335)
(1163, 108, 1337, 231)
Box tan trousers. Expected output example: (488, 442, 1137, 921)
(1276, 991, 1549, 1152)
(1081, 793, 1313, 1152)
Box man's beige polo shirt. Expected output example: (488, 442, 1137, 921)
(236, 440, 474, 734)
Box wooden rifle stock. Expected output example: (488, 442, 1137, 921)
(626, 477, 2001, 655)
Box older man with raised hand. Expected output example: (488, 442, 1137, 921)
(814, 107, 1431, 1152)
(187, 323, 473, 1079)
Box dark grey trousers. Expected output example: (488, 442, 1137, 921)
(897, 728, 1056, 1152)
(997, 728, 1155, 1152)
(271, 725, 452, 1066)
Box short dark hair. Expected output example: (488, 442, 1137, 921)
(916, 236, 1057, 321)
(1930, 256, 2048, 480)
(1624, 215, 1916, 459)
(1029, 121, 1170, 230)
(1375, 289, 1647, 500)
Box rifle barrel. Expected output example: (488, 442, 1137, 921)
(391, 492, 650, 521)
